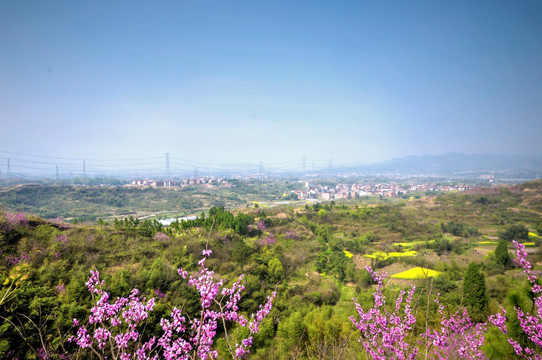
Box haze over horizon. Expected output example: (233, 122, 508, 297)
(1, 1, 542, 170)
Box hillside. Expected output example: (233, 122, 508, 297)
(1, 180, 542, 358)
(0, 180, 300, 221)
(351, 153, 542, 179)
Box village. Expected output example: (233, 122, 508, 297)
(293, 181, 483, 200)
(128, 175, 487, 202)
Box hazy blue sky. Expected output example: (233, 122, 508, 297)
(1, 0, 541, 173)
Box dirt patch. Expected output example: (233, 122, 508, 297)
(473, 246, 495, 257)
(352, 254, 371, 270)
(379, 262, 410, 277)
(386, 278, 417, 288)
(464, 188, 501, 195)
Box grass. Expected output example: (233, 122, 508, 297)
(391, 267, 441, 279)
(363, 250, 417, 260)
(479, 241, 498, 245)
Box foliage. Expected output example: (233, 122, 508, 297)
(494, 239, 511, 267)
(500, 225, 529, 242)
(463, 262, 489, 322)
(351, 266, 486, 359)
(70, 250, 276, 359)
(350, 266, 418, 359)
(2, 180, 542, 358)
(441, 221, 479, 237)
(489, 241, 542, 359)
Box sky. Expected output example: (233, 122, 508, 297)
(1, 0, 542, 175)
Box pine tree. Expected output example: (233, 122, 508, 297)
(463, 262, 489, 322)
(495, 239, 511, 267)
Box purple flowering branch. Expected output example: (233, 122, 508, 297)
(426, 295, 487, 359)
(489, 240, 542, 359)
(71, 249, 276, 360)
(350, 266, 418, 360)
(351, 266, 488, 360)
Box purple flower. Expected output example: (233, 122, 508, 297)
(202, 249, 212, 257)
(285, 230, 302, 240)
(153, 232, 170, 241)
(71, 250, 276, 359)
(57, 235, 69, 244)
(256, 220, 266, 231)
(154, 288, 166, 300)
(55, 284, 66, 295)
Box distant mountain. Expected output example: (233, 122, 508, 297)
(349, 153, 542, 179)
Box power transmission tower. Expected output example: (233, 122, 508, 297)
(194, 167, 198, 179)
(166, 153, 170, 179)
(56, 165, 59, 180)
(83, 161, 86, 177)
(258, 161, 263, 198)
(7, 159, 11, 178)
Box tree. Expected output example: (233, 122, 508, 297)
(495, 239, 511, 267)
(500, 224, 529, 241)
(489, 241, 542, 358)
(317, 209, 327, 218)
(267, 257, 284, 282)
(463, 262, 489, 322)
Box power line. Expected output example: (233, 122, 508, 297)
(0, 150, 163, 162)
(0, 150, 340, 177)
(166, 153, 170, 179)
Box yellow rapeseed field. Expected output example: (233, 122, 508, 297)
(363, 250, 417, 260)
(391, 267, 441, 279)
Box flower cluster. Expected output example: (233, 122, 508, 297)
(56, 234, 69, 244)
(154, 288, 166, 300)
(284, 230, 302, 240)
(259, 235, 276, 247)
(54, 284, 66, 295)
(351, 266, 487, 360)
(71, 249, 276, 359)
(215, 235, 230, 243)
(256, 220, 266, 231)
(69, 270, 156, 355)
(0, 211, 28, 231)
(350, 266, 418, 360)
(426, 295, 487, 359)
(6, 252, 31, 266)
(489, 240, 542, 358)
(153, 232, 170, 242)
